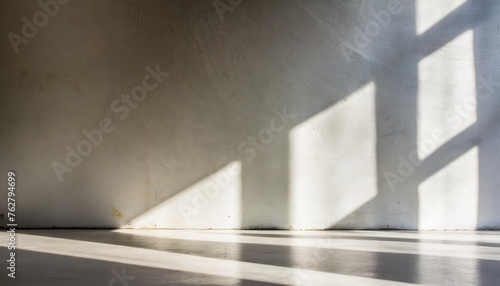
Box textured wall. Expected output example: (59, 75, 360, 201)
(0, 0, 499, 229)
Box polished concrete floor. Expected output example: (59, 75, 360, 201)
(1, 230, 499, 285)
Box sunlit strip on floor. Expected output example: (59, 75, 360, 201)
(108, 230, 500, 261)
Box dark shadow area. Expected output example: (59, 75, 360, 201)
(473, 1, 500, 285)
(474, 0, 500, 230)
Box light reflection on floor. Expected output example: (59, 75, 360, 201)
(1, 230, 499, 285)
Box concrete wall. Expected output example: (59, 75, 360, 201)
(1, 0, 499, 229)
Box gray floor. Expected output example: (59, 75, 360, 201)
(1, 230, 499, 285)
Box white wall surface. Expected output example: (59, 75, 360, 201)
(0, 0, 499, 229)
